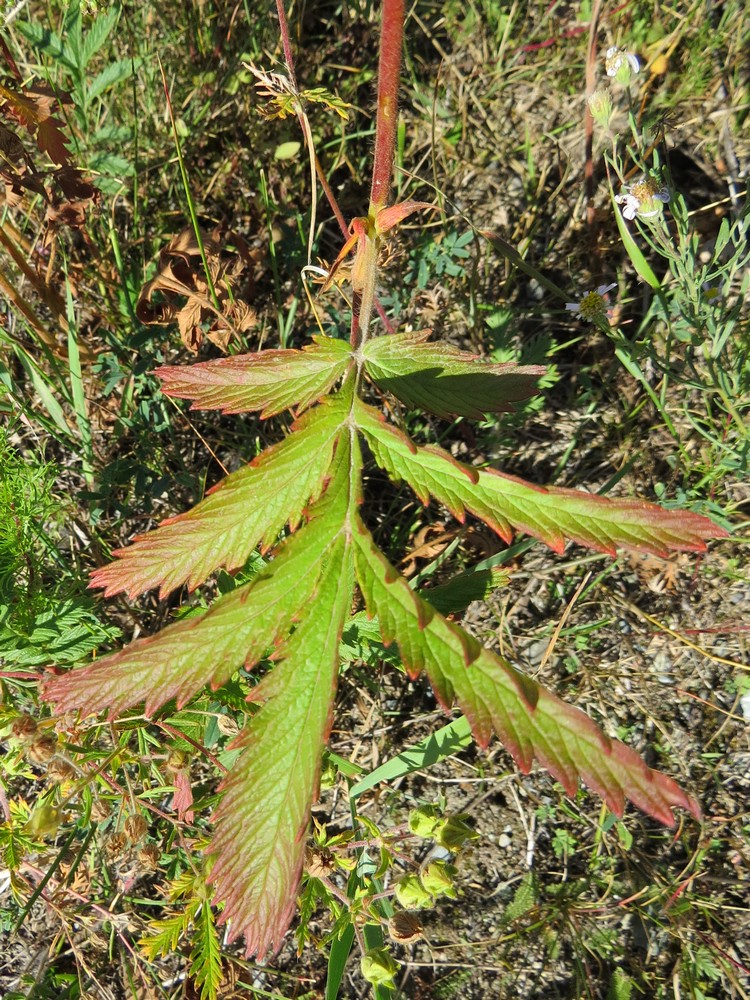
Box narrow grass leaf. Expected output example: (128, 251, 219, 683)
(611, 192, 661, 290)
(64, 272, 93, 485)
(14, 346, 72, 438)
(349, 716, 472, 799)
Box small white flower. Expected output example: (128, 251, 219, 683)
(616, 176, 670, 220)
(605, 46, 641, 82)
(565, 283, 617, 323)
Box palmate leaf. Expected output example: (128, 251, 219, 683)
(90, 395, 349, 599)
(44, 436, 354, 717)
(356, 400, 725, 557)
(363, 330, 544, 419)
(155, 336, 352, 416)
(352, 515, 700, 826)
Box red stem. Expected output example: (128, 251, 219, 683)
(274, 0, 299, 91)
(369, 0, 405, 213)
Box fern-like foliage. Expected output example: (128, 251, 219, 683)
(44, 337, 724, 954)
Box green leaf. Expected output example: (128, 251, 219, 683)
(14, 22, 75, 71)
(611, 191, 661, 290)
(352, 515, 701, 826)
(326, 925, 356, 1000)
(62, 2, 83, 72)
(139, 911, 189, 960)
(44, 447, 352, 718)
(0, 804, 38, 870)
(274, 140, 301, 160)
(356, 400, 726, 557)
(501, 871, 537, 925)
(87, 58, 140, 103)
(87, 151, 133, 176)
(90, 395, 349, 598)
(608, 968, 634, 1000)
(155, 336, 352, 417)
(80, 6, 120, 69)
(208, 526, 356, 957)
(363, 330, 543, 419)
(349, 716, 472, 800)
(189, 901, 223, 1000)
(0, 598, 120, 667)
(418, 566, 509, 616)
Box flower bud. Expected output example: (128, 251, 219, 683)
(27, 732, 58, 763)
(389, 910, 423, 943)
(408, 804, 442, 840)
(395, 874, 434, 910)
(25, 803, 65, 838)
(124, 813, 149, 842)
(138, 843, 161, 870)
(360, 947, 400, 987)
(435, 815, 478, 852)
(165, 748, 189, 773)
(105, 831, 128, 857)
(420, 860, 457, 900)
(587, 89, 614, 131)
(11, 713, 38, 739)
(46, 757, 76, 783)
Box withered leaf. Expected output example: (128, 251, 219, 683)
(54, 166, 96, 201)
(46, 200, 89, 229)
(0, 123, 26, 163)
(0, 82, 71, 165)
(136, 226, 257, 352)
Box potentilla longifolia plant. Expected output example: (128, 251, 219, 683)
(44, 0, 726, 960)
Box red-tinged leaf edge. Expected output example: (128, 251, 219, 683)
(88, 399, 347, 599)
(352, 514, 701, 828)
(354, 399, 728, 559)
(363, 330, 545, 419)
(374, 199, 434, 234)
(153, 338, 352, 417)
(207, 528, 355, 957)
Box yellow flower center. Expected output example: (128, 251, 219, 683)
(579, 291, 606, 320)
(631, 178, 659, 201)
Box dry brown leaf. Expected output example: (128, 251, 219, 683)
(625, 550, 691, 593)
(0, 82, 71, 165)
(136, 225, 257, 352)
(0, 122, 26, 162)
(177, 295, 204, 352)
(400, 524, 458, 577)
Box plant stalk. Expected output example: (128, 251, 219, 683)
(351, 0, 406, 352)
(369, 0, 405, 215)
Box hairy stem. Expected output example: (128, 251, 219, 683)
(369, 0, 405, 214)
(351, 0, 406, 351)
